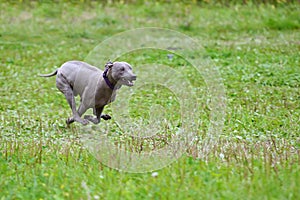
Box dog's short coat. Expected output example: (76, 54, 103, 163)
(40, 61, 136, 126)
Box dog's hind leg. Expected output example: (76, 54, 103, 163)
(56, 73, 88, 126)
(66, 102, 89, 126)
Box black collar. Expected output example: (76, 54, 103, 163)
(103, 67, 115, 90)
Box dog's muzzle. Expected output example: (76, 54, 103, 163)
(122, 75, 137, 86)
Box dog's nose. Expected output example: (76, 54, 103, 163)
(132, 75, 137, 80)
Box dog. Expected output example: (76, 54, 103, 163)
(39, 61, 137, 126)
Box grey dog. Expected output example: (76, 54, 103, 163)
(40, 61, 137, 126)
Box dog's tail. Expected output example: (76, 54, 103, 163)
(39, 70, 58, 77)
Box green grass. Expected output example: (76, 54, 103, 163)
(1, 1, 300, 199)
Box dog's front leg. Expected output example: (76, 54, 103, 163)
(98, 106, 112, 120)
(84, 107, 103, 124)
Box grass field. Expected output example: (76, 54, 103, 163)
(1, 1, 300, 199)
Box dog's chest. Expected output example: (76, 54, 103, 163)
(95, 89, 116, 107)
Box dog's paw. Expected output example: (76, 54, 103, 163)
(84, 115, 100, 124)
(101, 114, 111, 120)
(81, 119, 89, 126)
(66, 117, 74, 125)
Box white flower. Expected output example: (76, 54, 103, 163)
(151, 172, 158, 177)
(219, 153, 225, 160)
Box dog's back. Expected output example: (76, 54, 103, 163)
(59, 61, 102, 98)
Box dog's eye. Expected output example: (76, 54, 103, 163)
(121, 67, 125, 71)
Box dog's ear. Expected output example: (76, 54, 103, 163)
(105, 61, 114, 68)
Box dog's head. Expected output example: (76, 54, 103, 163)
(107, 62, 137, 87)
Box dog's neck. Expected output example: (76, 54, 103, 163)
(103, 68, 120, 90)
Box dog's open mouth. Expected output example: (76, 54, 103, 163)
(121, 77, 136, 86)
(123, 78, 135, 86)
